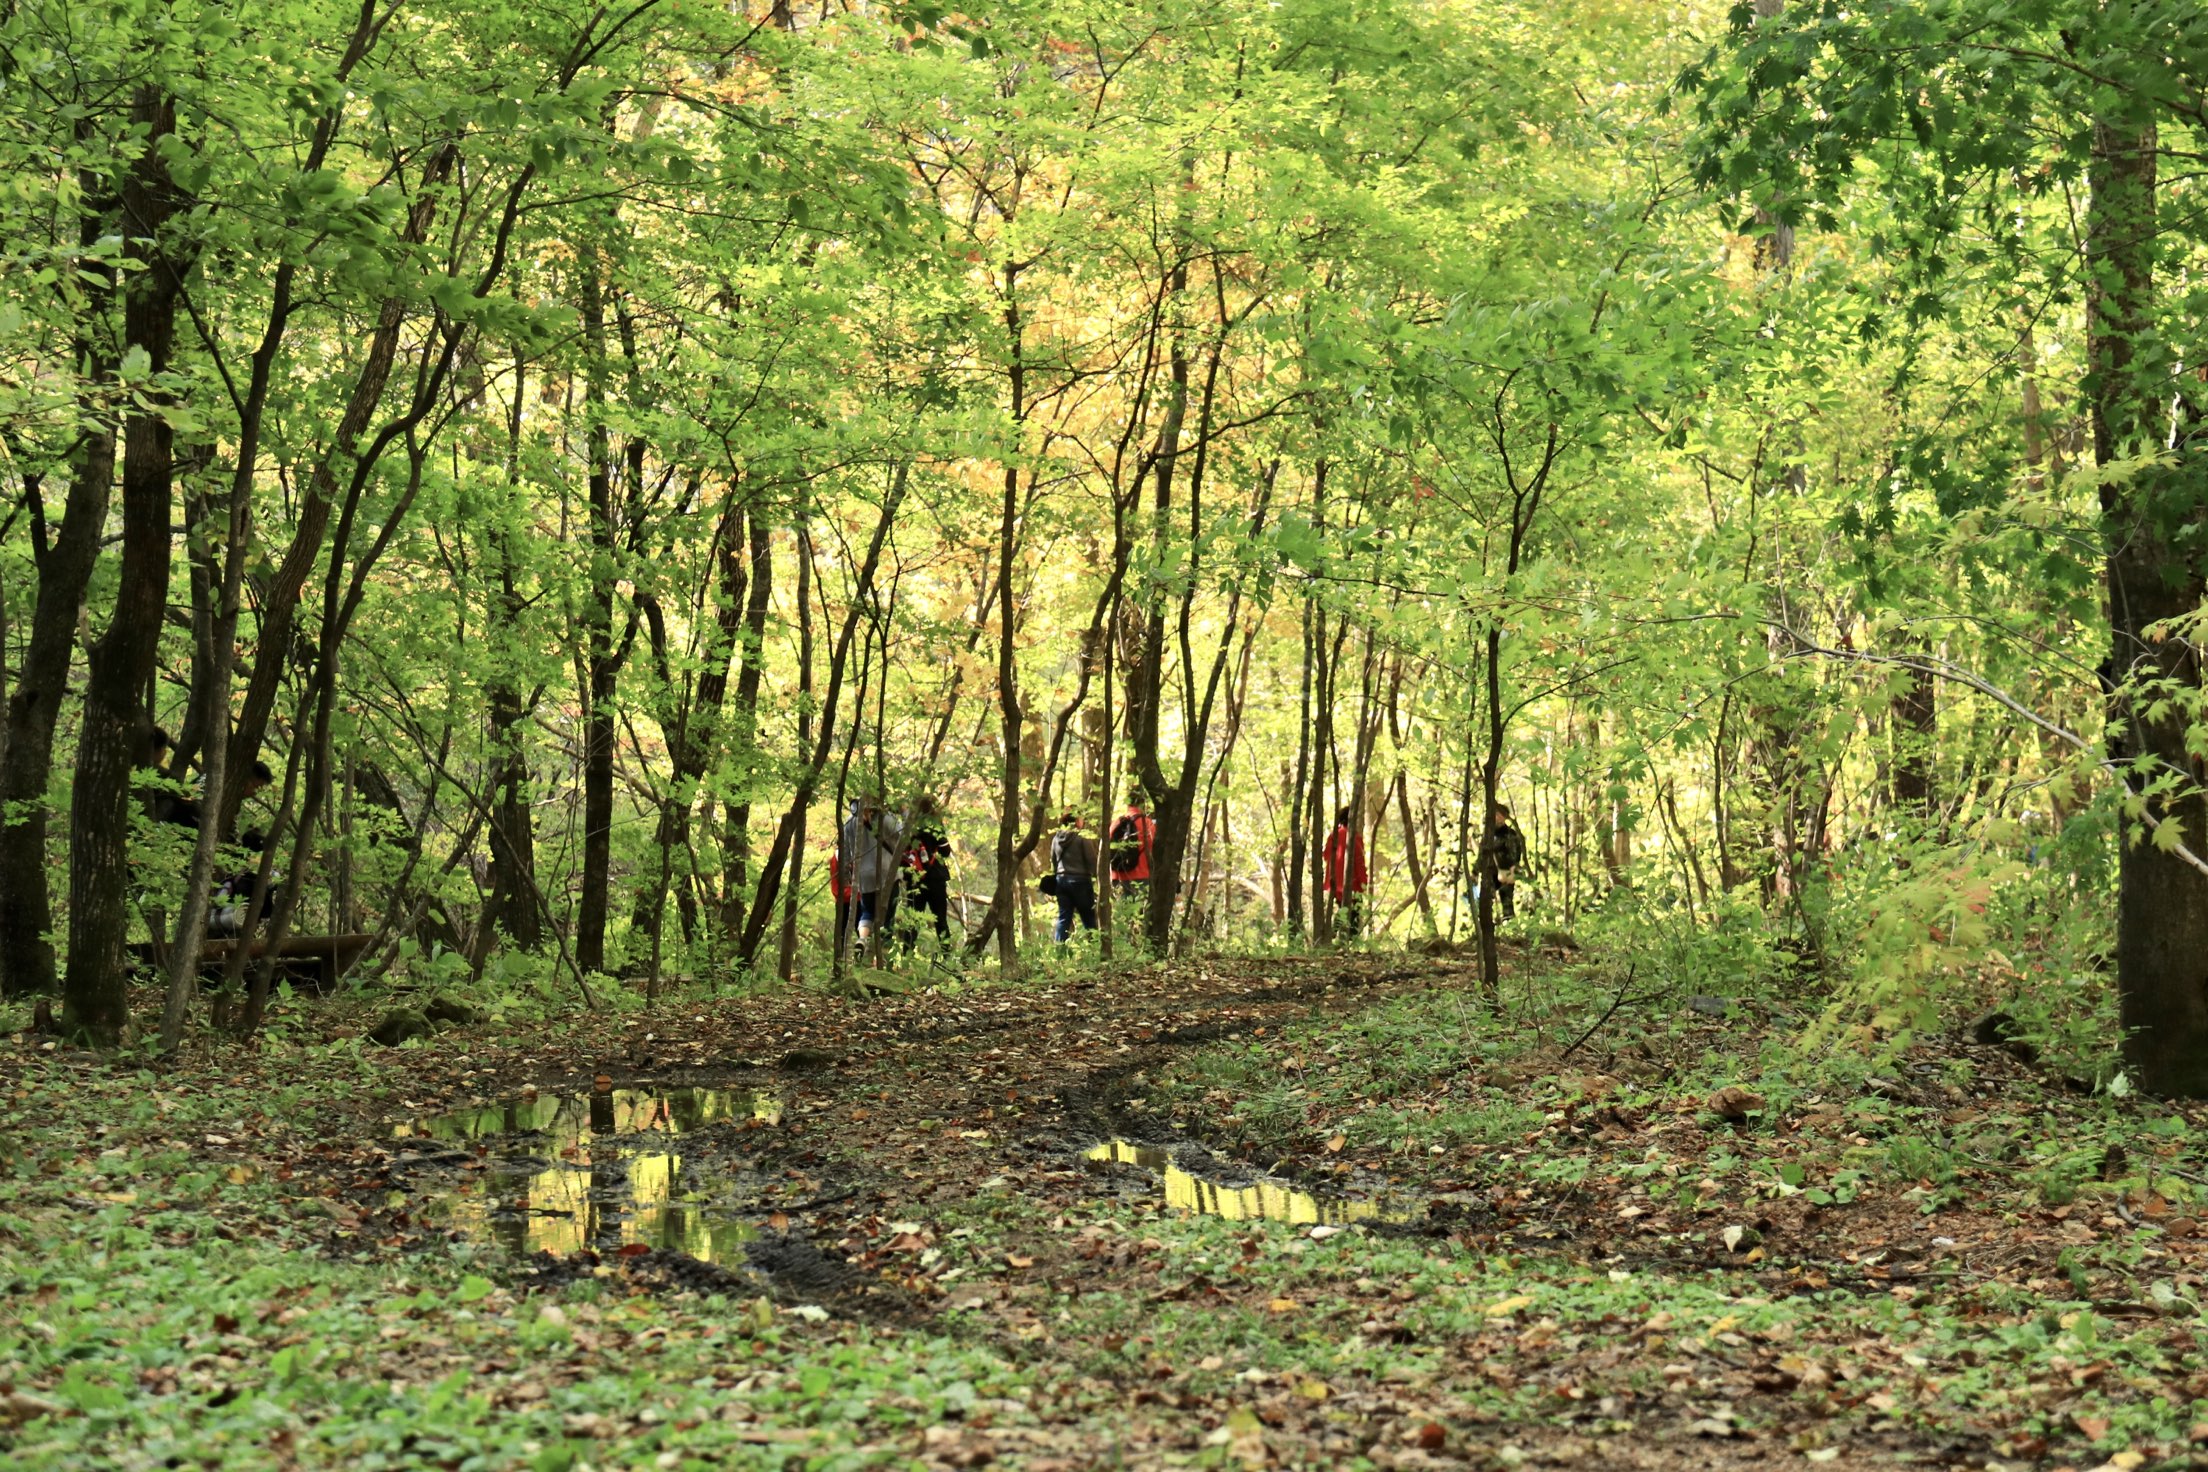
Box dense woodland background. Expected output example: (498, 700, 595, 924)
(2, 0, 2205, 1088)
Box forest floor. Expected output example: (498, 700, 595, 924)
(3, 941, 2206, 1470)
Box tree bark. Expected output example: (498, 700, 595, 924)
(736, 469, 907, 966)
(1286, 591, 1315, 940)
(720, 509, 774, 937)
(62, 87, 189, 1042)
(0, 417, 115, 997)
(2091, 117, 2208, 1096)
(992, 263, 1028, 975)
(484, 363, 543, 954)
(776, 528, 815, 981)
(1889, 659, 1936, 814)
(574, 258, 633, 975)
(221, 145, 459, 833)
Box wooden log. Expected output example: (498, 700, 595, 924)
(128, 933, 374, 987)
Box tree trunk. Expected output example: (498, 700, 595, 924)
(1474, 617, 1505, 1008)
(62, 87, 188, 1042)
(0, 427, 115, 998)
(158, 260, 298, 1051)
(1889, 659, 1936, 814)
(2091, 117, 2208, 1096)
(776, 529, 815, 981)
(993, 265, 1027, 975)
(484, 365, 542, 955)
(737, 470, 906, 966)
(221, 145, 460, 832)
(721, 510, 774, 937)
(574, 259, 627, 975)
(1285, 592, 1315, 940)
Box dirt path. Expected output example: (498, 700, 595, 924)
(313, 952, 2024, 1469)
(368, 952, 1472, 1275)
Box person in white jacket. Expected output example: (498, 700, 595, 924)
(840, 796, 905, 946)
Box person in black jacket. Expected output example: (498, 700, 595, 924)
(1489, 804, 1526, 920)
(904, 794, 953, 943)
(1050, 811, 1099, 942)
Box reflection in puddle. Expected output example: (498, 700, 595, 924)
(395, 1087, 780, 1265)
(1084, 1139, 1414, 1226)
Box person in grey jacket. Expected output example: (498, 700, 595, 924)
(841, 796, 905, 947)
(1050, 811, 1098, 942)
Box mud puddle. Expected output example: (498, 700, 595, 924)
(393, 1086, 781, 1264)
(1084, 1138, 1420, 1226)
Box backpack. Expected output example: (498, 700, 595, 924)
(1109, 815, 1144, 875)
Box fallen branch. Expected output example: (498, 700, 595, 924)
(1560, 964, 1639, 1061)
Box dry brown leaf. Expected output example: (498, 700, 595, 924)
(1708, 1086, 1766, 1120)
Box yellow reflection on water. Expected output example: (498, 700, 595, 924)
(1084, 1139, 1410, 1226)
(399, 1087, 775, 1265)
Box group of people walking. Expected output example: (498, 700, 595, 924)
(830, 793, 952, 956)
(834, 787, 1530, 955)
(1044, 797, 1156, 942)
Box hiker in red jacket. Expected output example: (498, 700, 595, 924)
(1325, 806, 1369, 939)
(1108, 793, 1155, 931)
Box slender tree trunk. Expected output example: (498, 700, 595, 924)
(574, 259, 635, 975)
(1889, 659, 1937, 814)
(776, 529, 815, 981)
(157, 262, 297, 1050)
(1096, 578, 1119, 961)
(993, 265, 1027, 976)
(484, 364, 542, 955)
(0, 426, 115, 998)
(1448, 723, 1475, 942)
(1307, 604, 1346, 942)
(1286, 592, 1314, 941)
(737, 469, 906, 965)
(222, 145, 460, 831)
(722, 511, 774, 935)
(1474, 617, 1506, 1009)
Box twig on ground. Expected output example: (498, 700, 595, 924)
(1560, 965, 1639, 1062)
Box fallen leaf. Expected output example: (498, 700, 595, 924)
(0, 1390, 66, 1425)
(1708, 1086, 1765, 1120)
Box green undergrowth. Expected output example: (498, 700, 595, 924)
(1140, 965, 2200, 1214)
(1114, 963, 2208, 1458)
(1, 1211, 1032, 1471)
(930, 1178, 2206, 1463)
